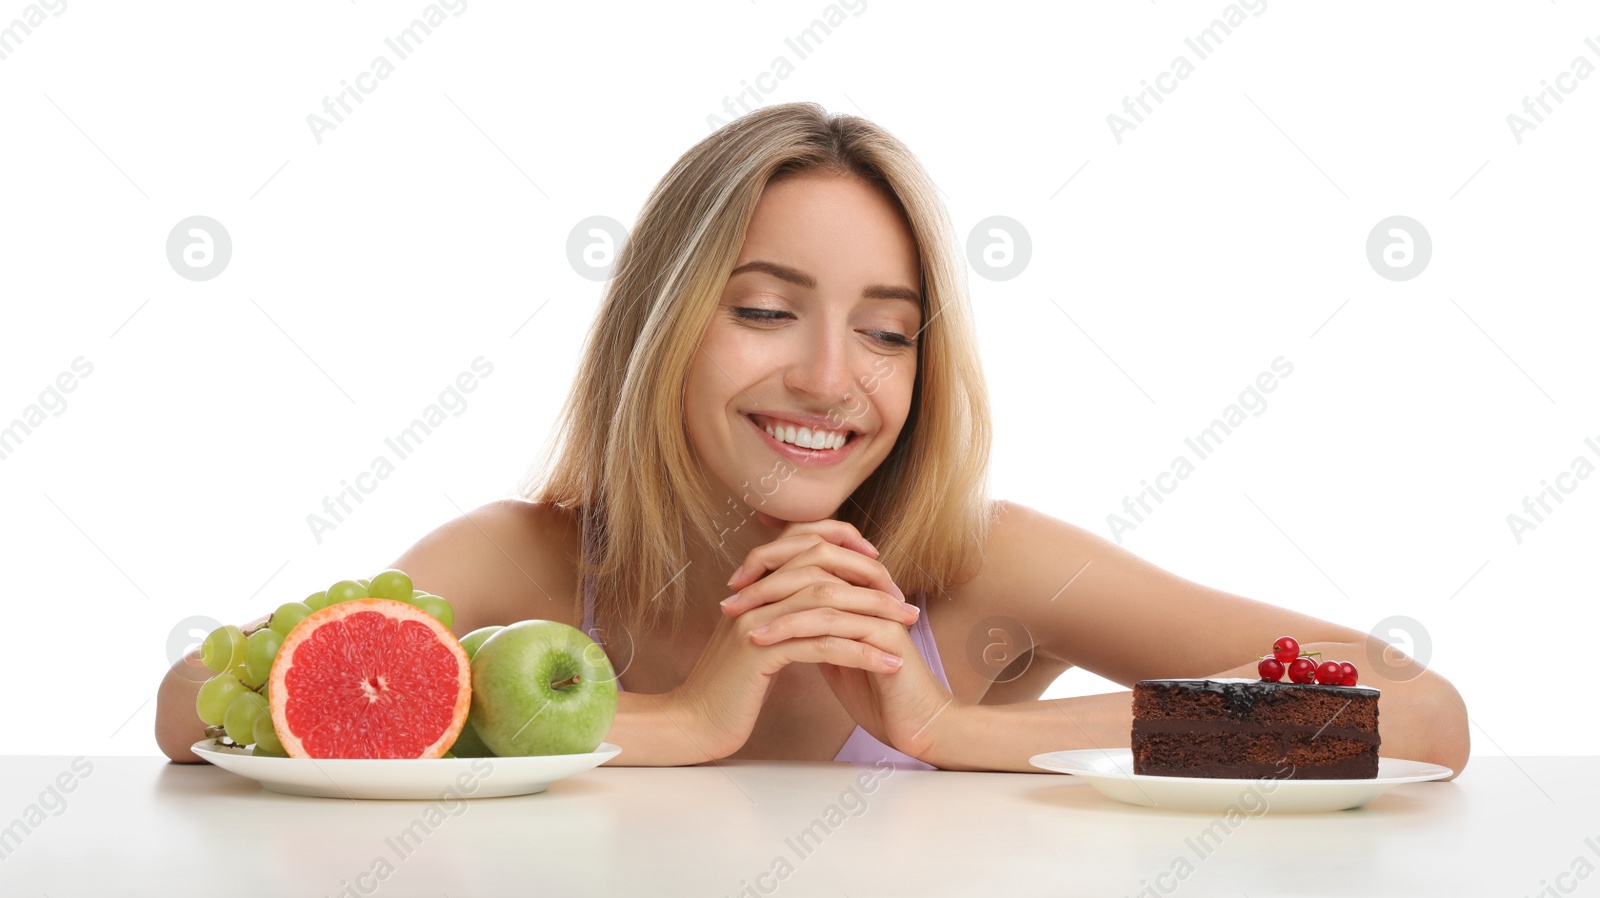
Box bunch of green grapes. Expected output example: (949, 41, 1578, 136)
(194, 568, 455, 756)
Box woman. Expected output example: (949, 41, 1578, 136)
(157, 102, 1469, 775)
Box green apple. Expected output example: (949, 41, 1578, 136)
(469, 620, 618, 757)
(447, 626, 503, 758)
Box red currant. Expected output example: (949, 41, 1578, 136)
(1287, 657, 1316, 683)
(1315, 660, 1343, 684)
(1339, 662, 1358, 686)
(1272, 636, 1299, 664)
(1258, 657, 1285, 681)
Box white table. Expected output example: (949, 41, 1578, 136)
(0, 755, 1585, 896)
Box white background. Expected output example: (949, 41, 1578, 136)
(1, 0, 1595, 758)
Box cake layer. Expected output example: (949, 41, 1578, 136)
(1133, 678, 1379, 730)
(1133, 731, 1380, 780)
(1132, 718, 1379, 745)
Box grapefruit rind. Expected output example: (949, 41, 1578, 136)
(267, 598, 470, 760)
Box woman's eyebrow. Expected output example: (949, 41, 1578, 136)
(729, 259, 920, 306)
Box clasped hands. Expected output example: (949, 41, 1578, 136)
(706, 511, 956, 763)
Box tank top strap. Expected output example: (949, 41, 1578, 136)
(906, 587, 950, 691)
(579, 506, 597, 635)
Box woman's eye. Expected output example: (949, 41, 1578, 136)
(730, 307, 916, 349)
(731, 307, 789, 322)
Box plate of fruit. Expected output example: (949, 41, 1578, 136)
(188, 569, 623, 799)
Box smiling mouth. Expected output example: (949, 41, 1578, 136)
(745, 413, 860, 452)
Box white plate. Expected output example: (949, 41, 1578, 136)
(192, 739, 622, 800)
(1029, 748, 1452, 813)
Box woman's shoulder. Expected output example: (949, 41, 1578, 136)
(949, 498, 1106, 604)
(389, 498, 584, 634)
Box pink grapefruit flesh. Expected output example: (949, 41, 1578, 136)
(268, 599, 470, 759)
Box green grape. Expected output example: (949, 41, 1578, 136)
(411, 595, 453, 630)
(357, 578, 371, 589)
(411, 588, 426, 598)
(303, 590, 330, 611)
(196, 673, 248, 726)
(223, 691, 269, 744)
(368, 569, 413, 602)
(232, 661, 263, 690)
(268, 601, 313, 637)
(200, 625, 246, 674)
(326, 579, 367, 605)
(245, 628, 283, 686)
(253, 714, 287, 756)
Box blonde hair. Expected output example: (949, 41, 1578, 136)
(523, 101, 994, 639)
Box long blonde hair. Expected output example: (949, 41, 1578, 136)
(524, 101, 995, 639)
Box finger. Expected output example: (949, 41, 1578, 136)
(767, 633, 904, 674)
(729, 528, 883, 592)
(723, 572, 919, 625)
(723, 563, 921, 621)
(783, 539, 906, 603)
(749, 606, 913, 658)
(723, 552, 908, 615)
(728, 524, 880, 591)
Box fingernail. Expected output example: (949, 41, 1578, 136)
(720, 595, 738, 607)
(905, 603, 920, 618)
(726, 564, 743, 587)
(892, 584, 907, 602)
(751, 625, 769, 637)
(882, 654, 903, 668)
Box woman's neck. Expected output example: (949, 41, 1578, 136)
(681, 510, 783, 610)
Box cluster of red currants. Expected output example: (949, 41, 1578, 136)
(1257, 636, 1359, 686)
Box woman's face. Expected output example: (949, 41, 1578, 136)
(684, 171, 923, 524)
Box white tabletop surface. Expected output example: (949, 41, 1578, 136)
(0, 754, 1587, 897)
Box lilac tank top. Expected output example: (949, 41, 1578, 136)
(580, 559, 951, 770)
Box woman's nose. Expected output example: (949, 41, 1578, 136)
(781, 323, 857, 405)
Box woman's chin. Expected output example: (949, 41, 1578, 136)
(749, 503, 845, 528)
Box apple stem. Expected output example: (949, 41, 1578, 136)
(552, 674, 582, 690)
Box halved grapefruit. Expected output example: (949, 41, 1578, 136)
(268, 599, 470, 759)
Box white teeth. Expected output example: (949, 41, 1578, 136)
(763, 419, 847, 451)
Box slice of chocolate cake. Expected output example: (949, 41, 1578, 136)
(1132, 678, 1380, 779)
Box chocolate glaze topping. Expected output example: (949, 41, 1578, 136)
(1137, 678, 1379, 716)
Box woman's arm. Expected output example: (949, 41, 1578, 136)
(920, 502, 1470, 778)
